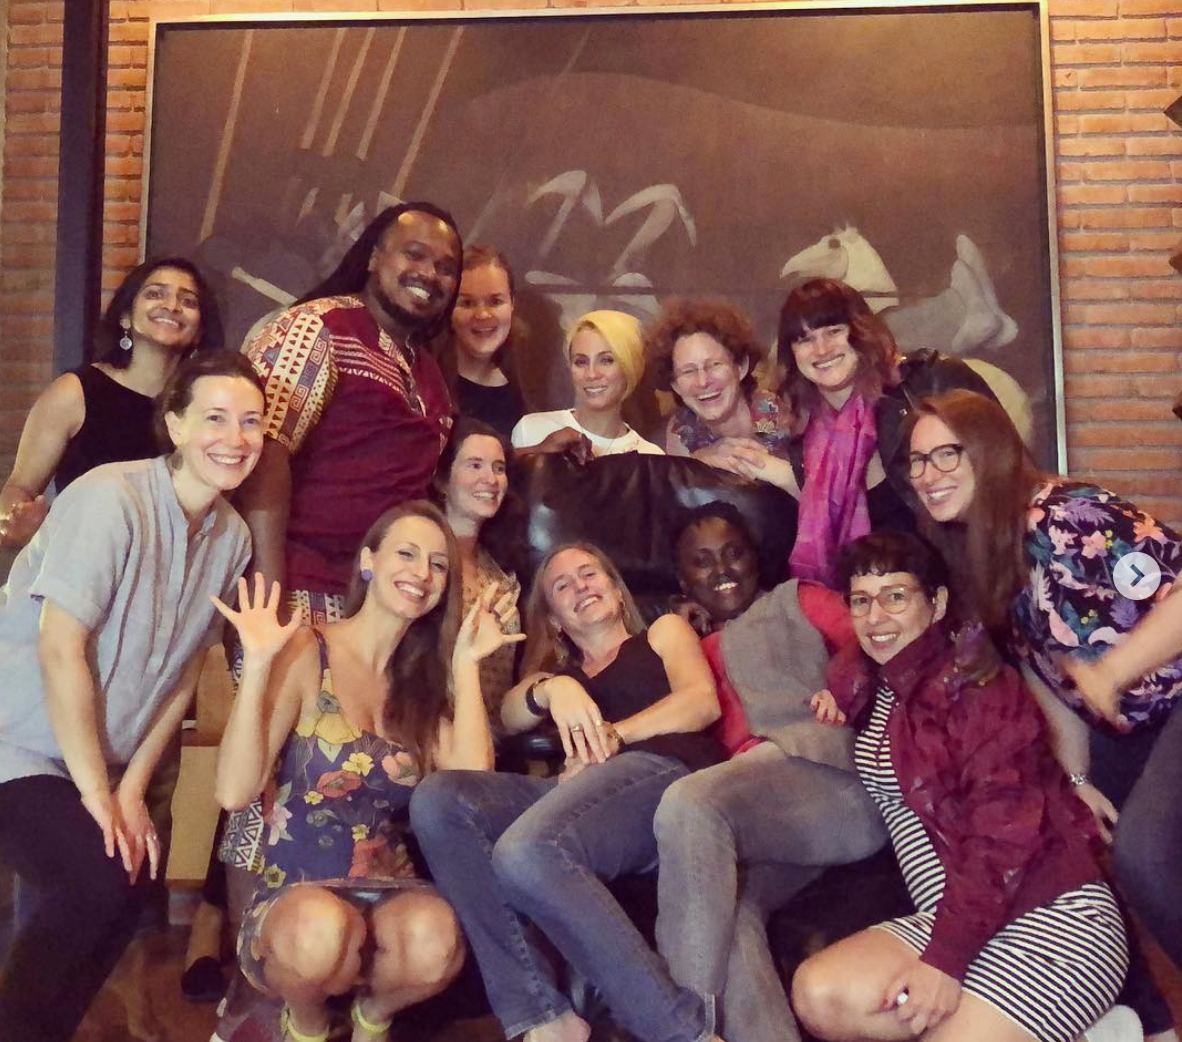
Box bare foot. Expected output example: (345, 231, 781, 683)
(523, 1010, 592, 1042)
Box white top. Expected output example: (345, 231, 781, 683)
(511, 409, 665, 457)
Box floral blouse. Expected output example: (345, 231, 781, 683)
(669, 389, 794, 458)
(1013, 480, 1182, 729)
(257, 630, 420, 892)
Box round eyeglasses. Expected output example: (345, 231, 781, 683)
(908, 443, 965, 479)
(671, 358, 734, 387)
(846, 584, 922, 618)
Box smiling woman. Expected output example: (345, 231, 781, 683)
(0, 350, 262, 1042)
(511, 310, 664, 460)
(410, 542, 725, 1042)
(0, 256, 223, 550)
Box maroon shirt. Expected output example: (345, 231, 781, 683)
(247, 295, 452, 596)
(827, 624, 1102, 981)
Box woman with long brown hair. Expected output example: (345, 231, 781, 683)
(410, 542, 724, 1042)
(909, 388, 1181, 1038)
(212, 501, 523, 1042)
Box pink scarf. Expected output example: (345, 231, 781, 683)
(789, 394, 878, 587)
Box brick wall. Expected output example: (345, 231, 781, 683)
(2, 0, 1181, 519)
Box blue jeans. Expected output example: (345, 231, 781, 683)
(653, 744, 887, 1042)
(409, 752, 710, 1042)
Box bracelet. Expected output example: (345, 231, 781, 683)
(1068, 772, 1090, 788)
(524, 676, 550, 717)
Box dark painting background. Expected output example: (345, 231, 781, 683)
(146, 4, 1059, 464)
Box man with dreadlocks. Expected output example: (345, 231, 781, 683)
(212, 203, 463, 913)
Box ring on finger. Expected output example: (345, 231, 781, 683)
(569, 724, 584, 733)
(593, 718, 604, 726)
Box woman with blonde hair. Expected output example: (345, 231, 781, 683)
(410, 542, 725, 1042)
(511, 310, 664, 458)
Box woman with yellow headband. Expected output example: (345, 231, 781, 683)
(511, 310, 665, 458)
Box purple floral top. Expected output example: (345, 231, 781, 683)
(257, 630, 420, 892)
(1013, 480, 1182, 730)
(669, 389, 794, 458)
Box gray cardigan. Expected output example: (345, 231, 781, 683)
(719, 579, 855, 772)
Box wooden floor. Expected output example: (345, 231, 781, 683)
(69, 923, 1181, 1042)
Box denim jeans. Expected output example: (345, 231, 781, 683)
(653, 743, 887, 1042)
(409, 752, 710, 1042)
(1091, 700, 1182, 1033)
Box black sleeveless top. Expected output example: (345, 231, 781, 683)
(561, 631, 724, 772)
(55, 366, 158, 491)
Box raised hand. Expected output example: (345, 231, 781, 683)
(454, 584, 527, 666)
(810, 689, 847, 726)
(210, 573, 302, 663)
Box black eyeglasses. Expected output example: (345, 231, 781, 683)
(908, 443, 965, 479)
(846, 585, 922, 618)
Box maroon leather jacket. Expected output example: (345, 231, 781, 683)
(828, 624, 1103, 981)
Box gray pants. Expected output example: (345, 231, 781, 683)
(653, 743, 888, 1042)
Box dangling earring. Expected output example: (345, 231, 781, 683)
(119, 327, 133, 351)
(361, 568, 374, 582)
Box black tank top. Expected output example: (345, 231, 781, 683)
(55, 366, 158, 491)
(562, 631, 724, 772)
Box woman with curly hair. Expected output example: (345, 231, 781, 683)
(646, 298, 793, 472)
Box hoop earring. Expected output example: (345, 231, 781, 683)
(119, 329, 133, 351)
(360, 568, 374, 582)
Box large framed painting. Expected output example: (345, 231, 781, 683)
(144, 0, 1063, 465)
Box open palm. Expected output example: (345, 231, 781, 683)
(211, 573, 302, 661)
(455, 585, 526, 665)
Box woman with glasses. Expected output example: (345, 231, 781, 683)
(794, 530, 1128, 1042)
(646, 299, 794, 468)
(908, 389, 1182, 1036)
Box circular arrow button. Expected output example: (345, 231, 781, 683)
(1113, 552, 1162, 601)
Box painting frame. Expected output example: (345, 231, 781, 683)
(143, 0, 1064, 467)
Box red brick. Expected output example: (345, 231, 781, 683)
(1079, 208, 1174, 228)
(5, 68, 62, 91)
(1058, 137, 1126, 158)
(1119, 0, 1182, 16)
(1052, 0, 1119, 14)
(5, 112, 61, 135)
(0, 244, 57, 269)
(1050, 19, 1076, 42)
(1079, 113, 1170, 133)
(1076, 18, 1165, 40)
(1127, 136, 1182, 156)
(1128, 185, 1182, 205)
(108, 45, 148, 67)
(1080, 302, 1177, 324)
(1061, 231, 1131, 251)
(1058, 184, 1127, 205)
(1060, 210, 1083, 230)
(3, 179, 59, 202)
(1129, 230, 1182, 250)
(1074, 447, 1182, 471)
(7, 48, 54, 69)
(1123, 40, 1182, 62)
(1132, 328, 1182, 349)
(109, 2, 151, 19)
(1126, 88, 1182, 109)
(1079, 66, 1167, 88)
(7, 4, 48, 25)
(1076, 255, 1173, 277)
(1053, 89, 1128, 111)
(3, 156, 58, 178)
(1134, 374, 1182, 398)
(8, 22, 63, 45)
(1052, 42, 1122, 63)
(0, 201, 57, 223)
(105, 110, 145, 133)
(101, 223, 140, 246)
(1129, 279, 1182, 300)
(1070, 400, 1176, 423)
(108, 21, 150, 44)
(1082, 158, 1172, 180)
(1071, 422, 1182, 446)
(209, 1, 291, 11)
(1067, 351, 1178, 374)
(1062, 279, 1130, 300)
(108, 68, 148, 90)
(1064, 373, 1137, 398)
(104, 155, 143, 178)
(1063, 327, 1131, 350)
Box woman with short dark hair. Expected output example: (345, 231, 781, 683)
(794, 530, 1128, 1042)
